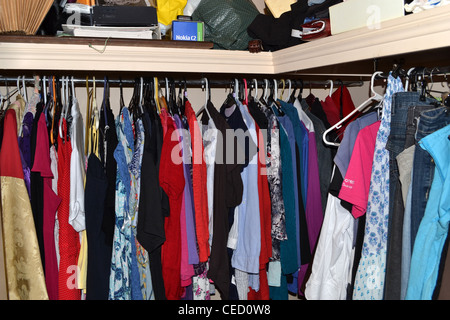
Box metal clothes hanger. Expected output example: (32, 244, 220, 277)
(322, 71, 384, 147)
(195, 77, 213, 120)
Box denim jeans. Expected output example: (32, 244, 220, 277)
(384, 92, 435, 300)
(411, 106, 450, 248)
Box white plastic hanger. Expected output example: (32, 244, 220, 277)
(273, 79, 278, 101)
(262, 79, 269, 103)
(252, 78, 258, 99)
(59, 76, 70, 138)
(234, 78, 239, 100)
(43, 76, 47, 104)
(284, 79, 292, 103)
(195, 78, 213, 122)
(326, 79, 333, 97)
(322, 71, 384, 147)
(139, 77, 144, 114)
(405, 67, 416, 91)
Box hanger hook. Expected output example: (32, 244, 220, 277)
(285, 79, 292, 102)
(202, 77, 209, 104)
(263, 79, 268, 101)
(327, 79, 333, 96)
(273, 79, 278, 101)
(253, 79, 258, 99)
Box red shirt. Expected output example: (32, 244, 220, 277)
(159, 116, 185, 300)
(184, 102, 210, 263)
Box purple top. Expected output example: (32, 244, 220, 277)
(305, 129, 323, 252)
(174, 115, 199, 266)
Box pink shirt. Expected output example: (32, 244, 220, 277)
(339, 120, 380, 219)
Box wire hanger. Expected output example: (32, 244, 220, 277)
(59, 76, 70, 139)
(280, 79, 285, 101)
(202, 77, 212, 120)
(322, 71, 384, 147)
(196, 77, 213, 119)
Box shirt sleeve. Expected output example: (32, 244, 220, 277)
(338, 121, 380, 219)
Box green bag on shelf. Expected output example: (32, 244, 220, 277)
(192, 0, 259, 50)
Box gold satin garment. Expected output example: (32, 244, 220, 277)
(1, 176, 49, 300)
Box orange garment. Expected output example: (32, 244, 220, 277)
(184, 102, 210, 263)
(77, 0, 95, 5)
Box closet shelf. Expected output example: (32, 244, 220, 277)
(275, 4, 450, 76)
(0, 4, 449, 76)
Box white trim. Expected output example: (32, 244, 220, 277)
(0, 5, 449, 75)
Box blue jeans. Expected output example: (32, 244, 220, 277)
(411, 106, 450, 249)
(384, 92, 435, 300)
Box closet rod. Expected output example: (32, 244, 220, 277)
(375, 65, 450, 79)
(0, 76, 364, 89)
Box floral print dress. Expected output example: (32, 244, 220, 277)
(352, 74, 404, 300)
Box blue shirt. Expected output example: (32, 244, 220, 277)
(279, 100, 309, 204)
(406, 123, 450, 300)
(272, 103, 300, 274)
(229, 100, 261, 289)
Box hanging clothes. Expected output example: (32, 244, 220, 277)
(85, 91, 116, 300)
(259, 102, 287, 261)
(0, 108, 48, 300)
(304, 168, 356, 300)
(248, 117, 272, 301)
(174, 114, 196, 290)
(383, 92, 436, 300)
(202, 100, 243, 300)
(159, 109, 185, 300)
(352, 74, 404, 300)
(269, 102, 299, 300)
(199, 101, 218, 249)
(0, 181, 6, 300)
(57, 117, 81, 300)
(31, 110, 61, 301)
(406, 123, 450, 300)
(29, 101, 45, 271)
(300, 98, 333, 212)
(136, 109, 167, 300)
(185, 101, 210, 263)
(19, 111, 33, 197)
(226, 98, 261, 299)
(109, 107, 146, 300)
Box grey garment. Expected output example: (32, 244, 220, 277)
(397, 145, 416, 204)
(333, 111, 378, 178)
(234, 269, 249, 300)
(301, 99, 332, 212)
(384, 92, 436, 300)
(260, 103, 287, 261)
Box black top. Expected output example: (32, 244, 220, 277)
(202, 101, 244, 300)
